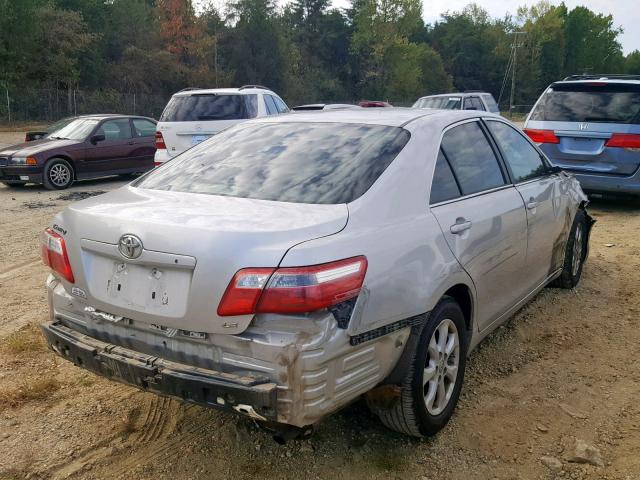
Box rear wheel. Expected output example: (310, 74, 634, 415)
(550, 209, 587, 289)
(368, 297, 467, 437)
(43, 158, 74, 190)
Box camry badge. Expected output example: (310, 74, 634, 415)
(118, 234, 143, 259)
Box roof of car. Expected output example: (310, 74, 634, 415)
(252, 107, 497, 127)
(418, 92, 492, 100)
(553, 79, 640, 86)
(73, 114, 156, 121)
(172, 86, 275, 96)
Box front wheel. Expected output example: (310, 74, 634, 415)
(43, 158, 74, 190)
(368, 297, 468, 437)
(550, 209, 588, 289)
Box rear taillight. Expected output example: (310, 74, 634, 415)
(40, 228, 74, 283)
(153, 162, 163, 167)
(218, 256, 367, 316)
(605, 133, 640, 149)
(523, 129, 560, 144)
(155, 131, 166, 149)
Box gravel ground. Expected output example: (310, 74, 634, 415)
(1, 129, 639, 480)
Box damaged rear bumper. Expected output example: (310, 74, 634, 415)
(41, 321, 278, 421)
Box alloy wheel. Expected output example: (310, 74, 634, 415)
(49, 164, 71, 187)
(423, 318, 460, 415)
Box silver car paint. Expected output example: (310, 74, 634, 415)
(45, 109, 587, 427)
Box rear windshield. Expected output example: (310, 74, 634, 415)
(135, 122, 411, 204)
(414, 96, 462, 110)
(160, 94, 258, 122)
(530, 83, 640, 124)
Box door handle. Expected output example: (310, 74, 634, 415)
(526, 201, 538, 210)
(450, 219, 472, 234)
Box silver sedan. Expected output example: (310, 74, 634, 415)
(40, 109, 593, 439)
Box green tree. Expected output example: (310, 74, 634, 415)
(224, 0, 288, 93)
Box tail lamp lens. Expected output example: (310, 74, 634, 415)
(40, 228, 74, 283)
(218, 256, 367, 316)
(523, 129, 560, 144)
(155, 131, 166, 149)
(605, 133, 640, 149)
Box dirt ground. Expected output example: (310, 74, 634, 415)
(1, 130, 640, 480)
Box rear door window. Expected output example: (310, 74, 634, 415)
(160, 94, 257, 121)
(486, 121, 547, 182)
(272, 96, 289, 113)
(99, 119, 133, 140)
(132, 119, 156, 137)
(135, 122, 411, 204)
(264, 95, 278, 115)
(530, 82, 640, 123)
(430, 149, 461, 204)
(441, 122, 506, 195)
(481, 94, 500, 113)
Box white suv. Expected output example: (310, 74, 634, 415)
(153, 85, 289, 165)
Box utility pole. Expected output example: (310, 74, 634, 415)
(509, 31, 526, 118)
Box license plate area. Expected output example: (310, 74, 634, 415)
(191, 134, 210, 145)
(86, 256, 193, 318)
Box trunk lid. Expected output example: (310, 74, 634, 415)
(56, 186, 348, 334)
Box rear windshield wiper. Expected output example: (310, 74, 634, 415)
(49, 136, 70, 140)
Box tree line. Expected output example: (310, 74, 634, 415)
(0, 0, 638, 113)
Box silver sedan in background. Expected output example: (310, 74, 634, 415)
(39, 109, 593, 440)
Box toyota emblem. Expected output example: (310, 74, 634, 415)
(118, 234, 143, 259)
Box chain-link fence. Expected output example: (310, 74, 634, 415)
(0, 88, 170, 124)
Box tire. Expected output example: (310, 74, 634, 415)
(550, 209, 587, 289)
(43, 158, 74, 190)
(368, 297, 468, 437)
(2, 181, 26, 188)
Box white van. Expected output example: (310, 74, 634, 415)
(154, 86, 289, 164)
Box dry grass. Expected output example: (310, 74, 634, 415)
(0, 377, 60, 410)
(0, 323, 46, 355)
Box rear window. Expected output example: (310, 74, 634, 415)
(135, 122, 410, 204)
(415, 97, 462, 110)
(530, 83, 640, 124)
(160, 94, 258, 122)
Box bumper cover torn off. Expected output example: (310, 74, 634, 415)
(41, 321, 278, 421)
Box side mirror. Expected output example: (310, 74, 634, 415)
(90, 133, 105, 144)
(547, 165, 563, 174)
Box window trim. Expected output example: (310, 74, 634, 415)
(482, 118, 555, 185)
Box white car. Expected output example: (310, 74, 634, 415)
(153, 85, 289, 165)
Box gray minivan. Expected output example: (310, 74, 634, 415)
(524, 75, 640, 195)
